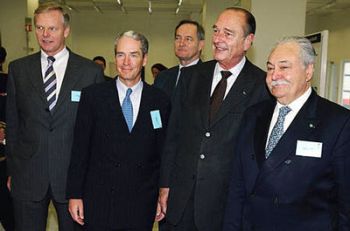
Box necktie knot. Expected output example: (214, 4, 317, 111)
(279, 106, 291, 117)
(48, 56, 55, 64)
(126, 88, 132, 97)
(220, 71, 232, 79)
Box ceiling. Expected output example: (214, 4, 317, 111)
(46, 0, 350, 16)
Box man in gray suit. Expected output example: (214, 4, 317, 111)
(157, 7, 270, 231)
(5, 2, 103, 231)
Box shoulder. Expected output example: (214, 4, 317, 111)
(316, 95, 350, 119)
(143, 82, 170, 106)
(68, 51, 99, 69)
(9, 52, 40, 67)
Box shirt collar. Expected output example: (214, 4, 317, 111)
(41, 47, 68, 61)
(116, 77, 143, 96)
(276, 87, 312, 112)
(179, 58, 200, 69)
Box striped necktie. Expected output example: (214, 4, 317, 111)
(43, 56, 57, 111)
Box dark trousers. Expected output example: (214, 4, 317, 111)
(163, 189, 199, 231)
(83, 224, 153, 231)
(0, 160, 15, 231)
(12, 186, 81, 231)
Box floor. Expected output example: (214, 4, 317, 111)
(0, 202, 159, 231)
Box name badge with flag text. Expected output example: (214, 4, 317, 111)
(296, 140, 322, 158)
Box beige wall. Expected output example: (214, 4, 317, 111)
(249, 0, 306, 70)
(306, 9, 350, 66)
(69, 11, 190, 81)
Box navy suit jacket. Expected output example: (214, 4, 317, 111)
(223, 90, 350, 231)
(66, 80, 170, 229)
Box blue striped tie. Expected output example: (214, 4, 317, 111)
(265, 106, 291, 158)
(43, 56, 57, 111)
(122, 88, 133, 132)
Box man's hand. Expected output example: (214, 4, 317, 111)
(155, 187, 169, 222)
(7, 176, 11, 191)
(69, 199, 85, 225)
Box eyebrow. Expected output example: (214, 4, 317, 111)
(267, 60, 290, 65)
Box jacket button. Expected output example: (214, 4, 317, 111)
(205, 132, 210, 137)
(200, 154, 205, 159)
(284, 159, 292, 165)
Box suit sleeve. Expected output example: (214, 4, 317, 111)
(222, 113, 249, 231)
(5, 62, 19, 176)
(333, 115, 350, 230)
(159, 67, 188, 187)
(66, 87, 94, 199)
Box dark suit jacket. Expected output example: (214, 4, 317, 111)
(6, 50, 104, 202)
(160, 59, 270, 231)
(66, 80, 170, 229)
(154, 60, 202, 98)
(223, 91, 350, 231)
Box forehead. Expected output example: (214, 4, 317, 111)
(176, 24, 197, 36)
(35, 10, 63, 23)
(215, 10, 246, 29)
(116, 36, 142, 52)
(268, 42, 300, 63)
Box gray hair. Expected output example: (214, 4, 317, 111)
(273, 36, 316, 68)
(114, 31, 149, 56)
(34, 1, 70, 27)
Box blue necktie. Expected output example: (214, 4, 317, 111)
(265, 106, 291, 158)
(122, 88, 133, 132)
(43, 56, 57, 111)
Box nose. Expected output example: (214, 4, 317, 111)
(42, 28, 49, 37)
(123, 55, 130, 65)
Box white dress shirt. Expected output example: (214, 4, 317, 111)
(210, 56, 246, 98)
(41, 47, 69, 99)
(116, 78, 143, 127)
(266, 87, 312, 147)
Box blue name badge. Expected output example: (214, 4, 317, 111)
(71, 90, 81, 102)
(150, 110, 162, 129)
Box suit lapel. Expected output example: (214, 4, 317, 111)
(210, 60, 259, 127)
(198, 61, 216, 129)
(254, 101, 275, 168)
(27, 52, 47, 104)
(258, 91, 320, 176)
(54, 52, 82, 112)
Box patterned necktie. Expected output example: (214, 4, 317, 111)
(44, 56, 57, 111)
(265, 106, 291, 158)
(209, 70, 232, 122)
(122, 88, 133, 132)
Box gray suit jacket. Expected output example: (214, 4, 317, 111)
(6, 50, 104, 202)
(160, 59, 270, 231)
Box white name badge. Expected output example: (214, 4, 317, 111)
(296, 140, 322, 158)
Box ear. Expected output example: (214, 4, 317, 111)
(305, 63, 314, 82)
(142, 54, 148, 67)
(64, 25, 70, 38)
(243, 33, 254, 51)
(198, 40, 205, 52)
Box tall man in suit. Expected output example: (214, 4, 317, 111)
(223, 36, 350, 231)
(66, 31, 170, 231)
(157, 7, 270, 231)
(153, 20, 205, 98)
(5, 2, 104, 231)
